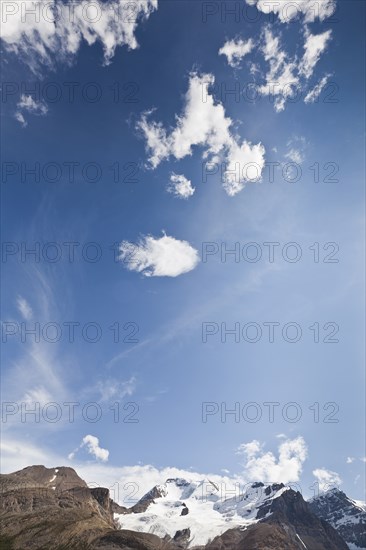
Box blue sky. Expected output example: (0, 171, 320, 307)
(1, 0, 365, 501)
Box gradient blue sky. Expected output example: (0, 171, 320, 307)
(1, 0, 365, 501)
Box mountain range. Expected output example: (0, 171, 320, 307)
(0, 465, 364, 549)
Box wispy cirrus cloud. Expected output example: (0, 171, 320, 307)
(83, 376, 137, 404)
(1, 0, 158, 72)
(300, 29, 332, 79)
(284, 136, 308, 164)
(304, 74, 331, 103)
(16, 295, 33, 320)
(257, 26, 332, 112)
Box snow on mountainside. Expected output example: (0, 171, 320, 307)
(309, 488, 366, 550)
(114, 478, 290, 546)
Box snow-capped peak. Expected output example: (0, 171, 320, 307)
(115, 479, 290, 547)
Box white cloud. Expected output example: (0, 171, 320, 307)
(167, 173, 195, 199)
(15, 94, 49, 126)
(258, 27, 300, 113)
(15, 111, 27, 127)
(223, 139, 265, 196)
(16, 296, 33, 320)
(346, 457, 355, 464)
(304, 75, 330, 103)
(245, 0, 336, 23)
(219, 37, 254, 68)
(1, 0, 157, 71)
(76, 463, 238, 506)
(23, 386, 53, 406)
(300, 30, 332, 79)
(3, 269, 69, 426)
(237, 437, 308, 483)
(69, 434, 109, 462)
(17, 94, 48, 114)
(285, 149, 304, 164)
(313, 468, 342, 491)
(257, 27, 332, 112)
(119, 233, 200, 277)
(95, 376, 137, 403)
(285, 137, 307, 164)
(236, 440, 263, 459)
(137, 72, 266, 195)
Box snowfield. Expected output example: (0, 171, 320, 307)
(115, 478, 288, 546)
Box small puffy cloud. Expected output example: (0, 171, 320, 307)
(15, 94, 48, 127)
(313, 468, 342, 491)
(224, 139, 265, 196)
(1, 0, 158, 72)
(219, 37, 254, 68)
(167, 173, 195, 199)
(304, 75, 330, 103)
(69, 435, 109, 462)
(237, 437, 308, 483)
(16, 296, 33, 320)
(346, 457, 355, 464)
(137, 72, 265, 195)
(236, 440, 263, 459)
(245, 0, 336, 23)
(300, 30, 332, 79)
(119, 233, 200, 277)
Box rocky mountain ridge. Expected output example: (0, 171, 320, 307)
(0, 465, 363, 549)
(309, 487, 366, 549)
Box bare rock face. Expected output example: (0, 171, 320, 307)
(309, 488, 366, 549)
(91, 529, 177, 549)
(205, 489, 349, 550)
(0, 465, 115, 549)
(173, 528, 191, 547)
(129, 484, 168, 514)
(0, 466, 179, 550)
(0, 465, 87, 493)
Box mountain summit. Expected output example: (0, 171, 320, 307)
(0, 465, 362, 549)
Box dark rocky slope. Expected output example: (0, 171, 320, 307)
(205, 489, 349, 549)
(309, 488, 366, 549)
